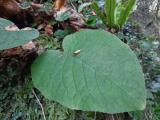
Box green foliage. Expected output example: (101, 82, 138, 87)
(39, 2, 53, 14)
(78, 2, 92, 13)
(31, 29, 146, 113)
(117, 0, 137, 27)
(0, 18, 39, 50)
(92, 0, 137, 28)
(55, 11, 71, 22)
(91, 1, 107, 25)
(104, 0, 116, 27)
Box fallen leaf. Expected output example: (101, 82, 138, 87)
(44, 25, 53, 35)
(22, 41, 36, 50)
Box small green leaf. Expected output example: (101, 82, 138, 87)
(0, 18, 13, 29)
(78, 2, 92, 13)
(54, 29, 71, 39)
(55, 11, 71, 22)
(32, 29, 146, 113)
(19, 1, 31, 10)
(0, 18, 39, 50)
(39, 3, 53, 14)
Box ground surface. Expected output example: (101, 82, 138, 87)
(0, 0, 160, 120)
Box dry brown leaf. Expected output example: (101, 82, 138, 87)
(44, 25, 53, 35)
(54, 0, 67, 10)
(22, 41, 36, 50)
(0, 0, 22, 19)
(0, 47, 23, 57)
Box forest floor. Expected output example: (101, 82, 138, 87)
(0, 0, 160, 120)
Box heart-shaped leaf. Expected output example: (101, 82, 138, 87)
(31, 29, 146, 113)
(0, 18, 39, 50)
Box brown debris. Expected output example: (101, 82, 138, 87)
(0, 0, 22, 19)
(54, 0, 67, 10)
(0, 47, 23, 58)
(44, 24, 53, 35)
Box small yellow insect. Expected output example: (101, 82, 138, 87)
(73, 50, 81, 56)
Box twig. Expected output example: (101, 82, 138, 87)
(94, 112, 97, 120)
(32, 89, 46, 120)
(31, 2, 44, 10)
(111, 114, 115, 120)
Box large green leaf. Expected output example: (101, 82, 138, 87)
(31, 29, 146, 113)
(0, 18, 39, 50)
